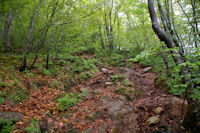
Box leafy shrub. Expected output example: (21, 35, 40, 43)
(128, 50, 153, 63)
(167, 61, 200, 101)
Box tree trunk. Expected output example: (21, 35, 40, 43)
(99, 25, 105, 49)
(157, 0, 184, 56)
(19, 0, 43, 72)
(29, 0, 58, 71)
(108, 7, 114, 50)
(4, 7, 13, 50)
(148, 0, 188, 77)
(46, 25, 53, 69)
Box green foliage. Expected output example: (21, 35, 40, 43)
(57, 92, 82, 111)
(114, 87, 136, 101)
(122, 79, 133, 87)
(7, 86, 29, 103)
(105, 52, 125, 67)
(0, 91, 5, 104)
(114, 87, 127, 95)
(0, 79, 29, 103)
(50, 80, 62, 88)
(191, 88, 200, 101)
(71, 58, 98, 74)
(128, 50, 154, 63)
(0, 118, 16, 133)
(39, 68, 51, 76)
(24, 119, 41, 133)
(23, 70, 35, 78)
(110, 74, 126, 84)
(73, 46, 95, 55)
(0, 71, 6, 80)
(79, 71, 93, 83)
(167, 61, 200, 101)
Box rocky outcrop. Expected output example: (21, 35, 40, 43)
(170, 97, 188, 117)
(0, 112, 24, 122)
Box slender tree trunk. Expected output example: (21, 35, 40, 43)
(19, 0, 43, 72)
(104, 4, 109, 48)
(4, 7, 13, 50)
(157, 0, 185, 56)
(109, 8, 114, 50)
(29, 0, 58, 70)
(104, 1, 114, 50)
(117, 13, 120, 48)
(177, 0, 199, 47)
(99, 25, 105, 49)
(46, 26, 53, 69)
(191, 0, 198, 47)
(148, 0, 188, 76)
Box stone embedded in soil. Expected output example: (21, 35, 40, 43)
(105, 82, 114, 85)
(119, 95, 127, 101)
(98, 125, 108, 133)
(0, 112, 24, 122)
(86, 111, 104, 122)
(155, 107, 164, 114)
(142, 67, 152, 73)
(171, 97, 188, 117)
(147, 116, 160, 125)
(108, 100, 124, 118)
(114, 112, 140, 133)
(101, 68, 109, 74)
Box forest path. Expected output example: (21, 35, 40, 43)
(0, 63, 179, 133)
(65, 64, 175, 133)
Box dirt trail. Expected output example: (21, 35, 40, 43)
(64, 64, 175, 133)
(0, 64, 178, 133)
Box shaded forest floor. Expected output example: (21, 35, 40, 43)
(0, 52, 185, 133)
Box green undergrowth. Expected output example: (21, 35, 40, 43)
(56, 91, 87, 111)
(0, 66, 29, 103)
(110, 74, 126, 84)
(130, 49, 200, 102)
(0, 118, 16, 133)
(24, 119, 40, 133)
(0, 45, 137, 105)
